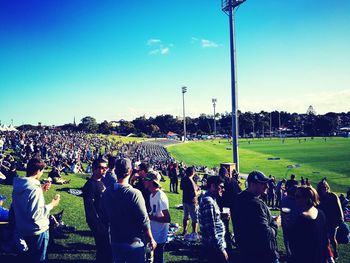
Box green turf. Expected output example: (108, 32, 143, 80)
(168, 137, 350, 193)
(1, 136, 349, 262)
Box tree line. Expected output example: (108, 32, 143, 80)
(17, 109, 350, 138)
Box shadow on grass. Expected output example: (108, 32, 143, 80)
(165, 242, 202, 262)
(49, 242, 95, 253)
(74, 230, 93, 237)
(0, 252, 94, 263)
(49, 260, 92, 263)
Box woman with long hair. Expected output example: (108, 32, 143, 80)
(317, 180, 344, 260)
(289, 186, 329, 263)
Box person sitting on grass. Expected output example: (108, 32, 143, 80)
(48, 166, 69, 185)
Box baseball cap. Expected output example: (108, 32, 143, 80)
(247, 170, 270, 184)
(115, 158, 132, 176)
(144, 171, 161, 187)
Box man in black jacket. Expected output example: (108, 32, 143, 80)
(83, 157, 112, 263)
(235, 171, 280, 263)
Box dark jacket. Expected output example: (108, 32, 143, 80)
(82, 178, 106, 233)
(235, 190, 279, 263)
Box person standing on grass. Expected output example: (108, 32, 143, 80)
(169, 162, 179, 194)
(132, 162, 151, 213)
(275, 178, 286, 209)
(101, 158, 157, 263)
(235, 171, 280, 263)
(199, 176, 229, 263)
(102, 155, 117, 188)
(180, 166, 200, 241)
(12, 157, 60, 263)
(217, 167, 242, 249)
(289, 186, 329, 263)
(144, 171, 170, 263)
(317, 179, 344, 261)
(82, 157, 112, 263)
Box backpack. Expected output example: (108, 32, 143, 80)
(336, 222, 350, 244)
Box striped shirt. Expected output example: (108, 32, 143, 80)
(199, 192, 226, 251)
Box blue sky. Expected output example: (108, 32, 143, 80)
(0, 0, 349, 126)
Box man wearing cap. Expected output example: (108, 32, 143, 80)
(235, 170, 280, 263)
(82, 157, 112, 263)
(101, 158, 157, 263)
(199, 176, 229, 263)
(144, 171, 170, 263)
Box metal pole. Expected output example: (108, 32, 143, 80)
(213, 103, 216, 136)
(279, 111, 281, 137)
(182, 87, 187, 142)
(228, 3, 239, 172)
(270, 112, 272, 137)
(212, 98, 217, 137)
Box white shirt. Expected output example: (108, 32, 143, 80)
(150, 190, 169, 244)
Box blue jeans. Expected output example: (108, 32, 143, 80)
(153, 243, 165, 263)
(24, 230, 49, 263)
(111, 239, 145, 263)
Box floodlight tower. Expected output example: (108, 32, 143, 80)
(222, 0, 246, 172)
(212, 98, 217, 136)
(182, 86, 187, 142)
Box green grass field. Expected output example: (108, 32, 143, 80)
(1, 136, 349, 262)
(168, 137, 350, 193)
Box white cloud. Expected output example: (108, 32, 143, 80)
(191, 37, 199, 43)
(160, 47, 169, 55)
(149, 49, 160, 55)
(191, 37, 220, 48)
(201, 39, 219, 48)
(147, 39, 162, 46)
(146, 38, 171, 56)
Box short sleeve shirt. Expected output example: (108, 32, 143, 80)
(150, 190, 169, 244)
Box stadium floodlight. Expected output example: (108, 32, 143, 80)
(221, 0, 246, 172)
(182, 86, 187, 142)
(212, 98, 217, 136)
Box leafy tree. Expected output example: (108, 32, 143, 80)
(79, 116, 98, 133)
(98, 120, 112, 134)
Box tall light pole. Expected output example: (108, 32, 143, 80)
(212, 98, 217, 136)
(182, 86, 187, 142)
(279, 111, 281, 137)
(270, 112, 272, 137)
(222, 0, 246, 172)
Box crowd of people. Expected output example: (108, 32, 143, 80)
(0, 130, 349, 263)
